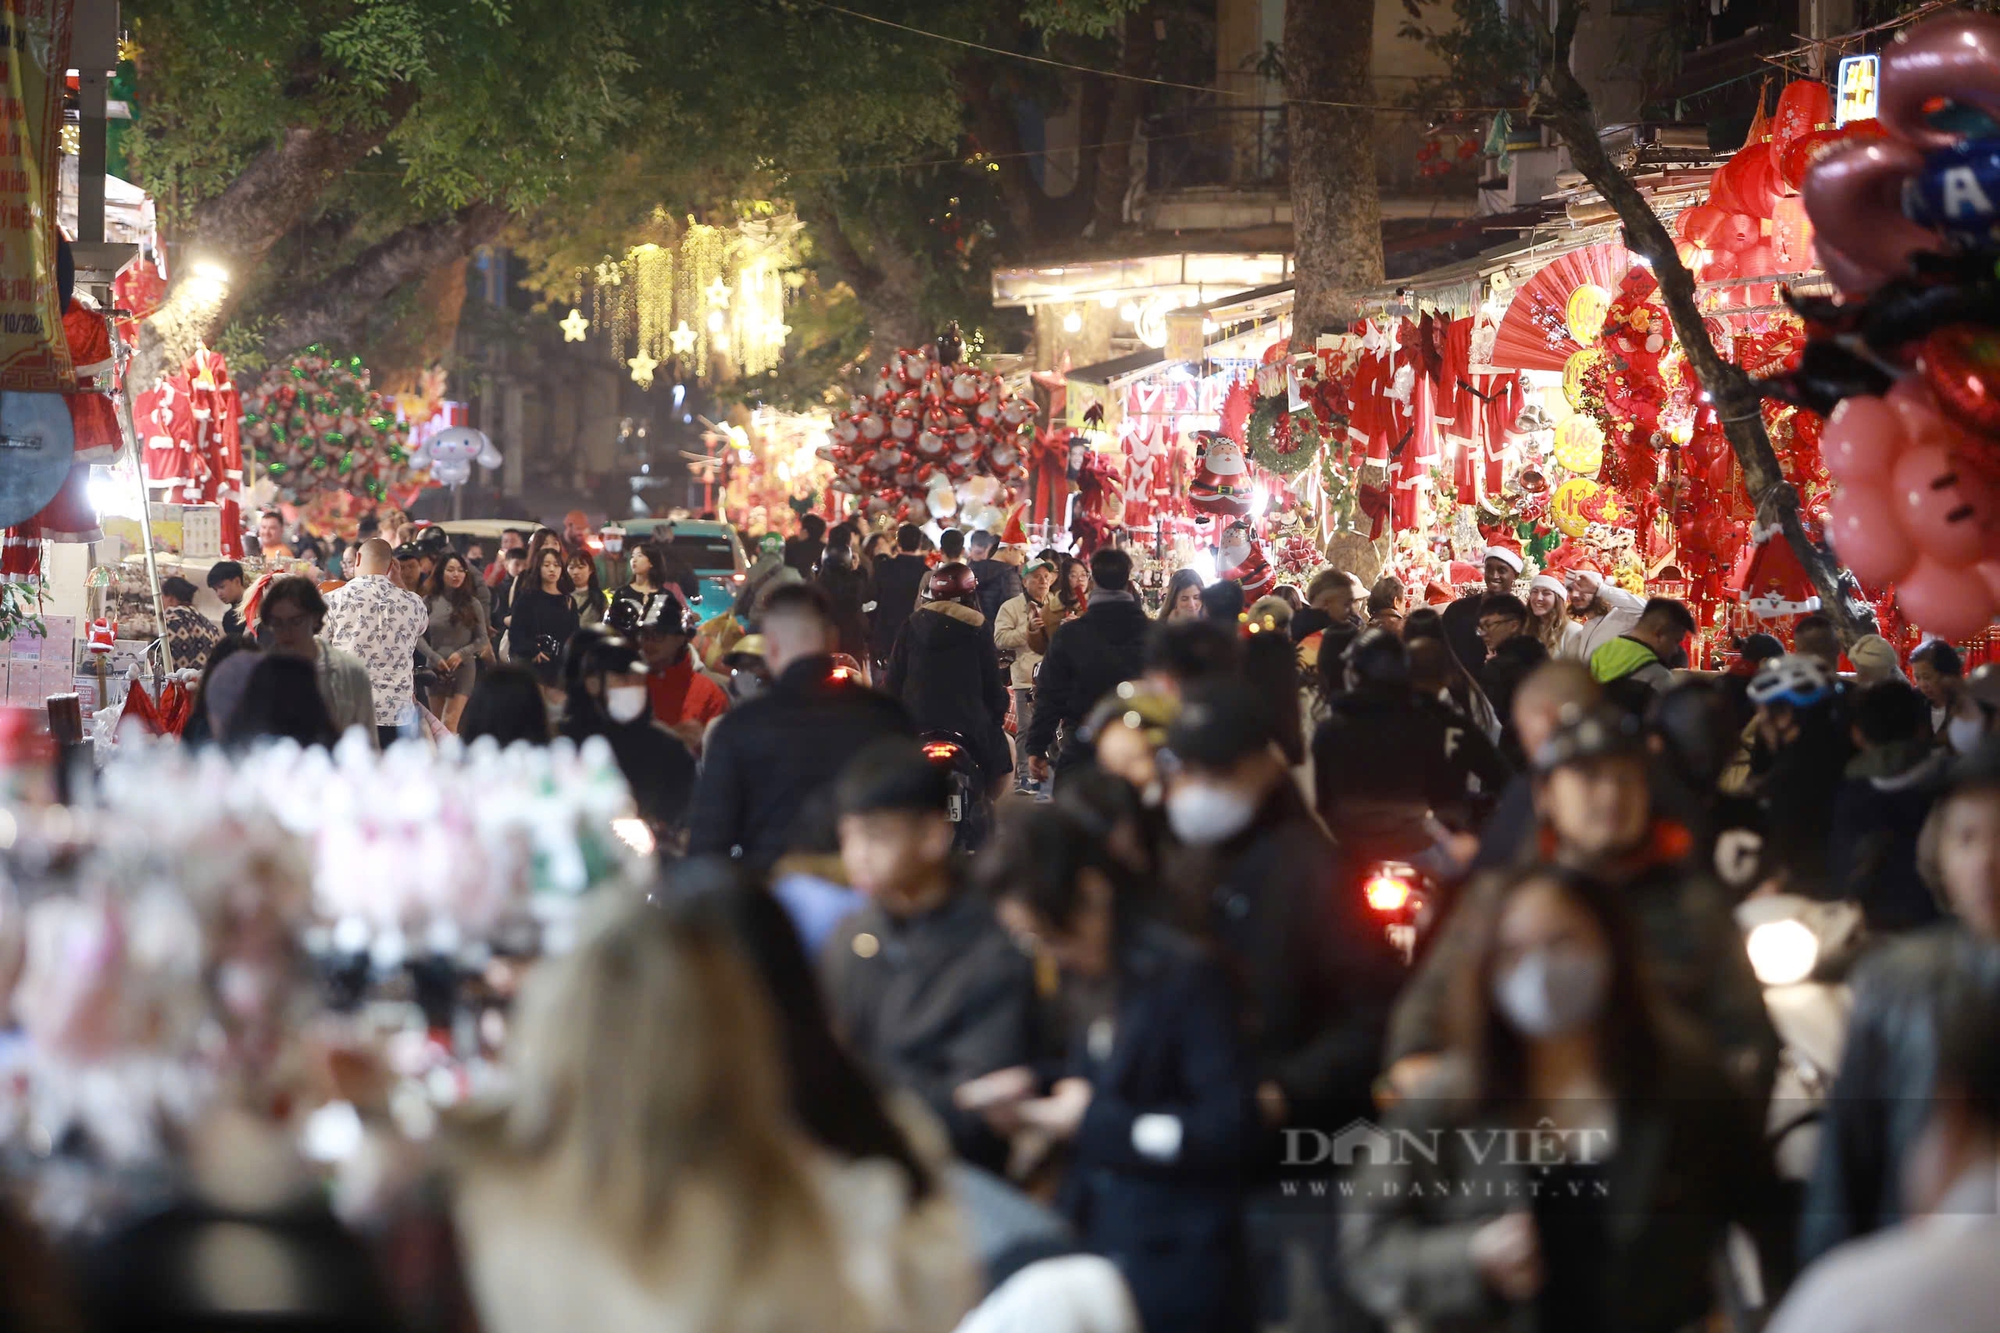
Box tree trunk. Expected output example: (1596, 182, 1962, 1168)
(131, 88, 418, 387)
(1539, 8, 1875, 644)
(260, 201, 511, 358)
(798, 195, 930, 355)
(1089, 8, 1156, 238)
(1285, 0, 1382, 348)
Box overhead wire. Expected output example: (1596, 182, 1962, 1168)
(811, 1, 1521, 115)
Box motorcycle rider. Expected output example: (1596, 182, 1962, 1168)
(1387, 706, 1776, 1098)
(1747, 653, 1852, 896)
(1023, 547, 1151, 785)
(558, 628, 697, 834)
(885, 562, 1012, 793)
(687, 583, 913, 869)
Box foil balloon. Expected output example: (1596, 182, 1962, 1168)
(1903, 138, 2000, 251)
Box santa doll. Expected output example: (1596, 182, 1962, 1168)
(1187, 430, 1253, 523)
(1219, 520, 1277, 600)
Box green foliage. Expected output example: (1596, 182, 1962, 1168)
(1394, 0, 1544, 110)
(1021, 0, 1144, 38)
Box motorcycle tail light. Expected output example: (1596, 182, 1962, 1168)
(1363, 870, 1412, 914)
(922, 740, 962, 761)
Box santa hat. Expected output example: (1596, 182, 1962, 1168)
(1571, 563, 1605, 589)
(1530, 573, 1568, 599)
(1482, 539, 1525, 574)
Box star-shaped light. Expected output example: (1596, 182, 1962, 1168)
(765, 319, 792, 345)
(706, 277, 732, 308)
(627, 352, 659, 389)
(559, 308, 589, 342)
(668, 321, 697, 355)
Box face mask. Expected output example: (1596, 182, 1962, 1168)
(1492, 947, 1611, 1039)
(1949, 713, 1986, 754)
(605, 685, 650, 724)
(729, 672, 765, 703)
(1167, 782, 1259, 845)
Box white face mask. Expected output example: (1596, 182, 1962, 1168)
(1492, 947, 1611, 1039)
(1166, 781, 1258, 845)
(605, 685, 650, 724)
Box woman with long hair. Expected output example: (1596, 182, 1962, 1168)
(1342, 866, 1786, 1333)
(1526, 572, 1580, 659)
(424, 551, 493, 732)
(446, 894, 883, 1333)
(974, 808, 1250, 1333)
(1158, 568, 1205, 623)
(224, 654, 341, 750)
(1030, 554, 1090, 655)
(506, 547, 580, 685)
(566, 546, 607, 630)
(181, 634, 256, 748)
(459, 662, 552, 747)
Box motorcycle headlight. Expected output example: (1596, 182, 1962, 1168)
(1746, 918, 1819, 986)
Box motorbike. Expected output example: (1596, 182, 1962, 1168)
(1336, 800, 1457, 965)
(1735, 892, 1864, 1180)
(919, 729, 994, 851)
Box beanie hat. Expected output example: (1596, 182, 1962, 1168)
(1483, 539, 1525, 574)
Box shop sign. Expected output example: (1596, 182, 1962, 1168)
(1835, 54, 1879, 126)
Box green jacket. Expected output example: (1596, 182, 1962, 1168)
(1590, 635, 1673, 693)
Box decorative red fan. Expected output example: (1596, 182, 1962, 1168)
(1489, 243, 1634, 372)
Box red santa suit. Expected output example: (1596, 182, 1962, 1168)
(187, 347, 245, 558)
(1188, 431, 1254, 522)
(1220, 525, 1277, 599)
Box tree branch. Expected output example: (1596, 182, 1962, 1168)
(1537, 8, 1875, 643)
(260, 200, 511, 358)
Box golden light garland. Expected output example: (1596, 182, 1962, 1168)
(575, 211, 803, 386)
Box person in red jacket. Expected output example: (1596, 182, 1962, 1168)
(618, 588, 728, 752)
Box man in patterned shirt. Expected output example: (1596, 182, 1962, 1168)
(158, 576, 221, 672)
(323, 539, 433, 746)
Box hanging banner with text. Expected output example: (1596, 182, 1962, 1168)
(0, 0, 74, 391)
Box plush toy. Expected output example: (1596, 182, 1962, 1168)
(412, 426, 502, 487)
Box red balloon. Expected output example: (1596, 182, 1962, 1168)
(1822, 394, 1904, 482)
(1893, 444, 1995, 568)
(1896, 558, 1998, 642)
(1829, 484, 1917, 587)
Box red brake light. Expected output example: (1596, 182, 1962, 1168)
(1363, 871, 1412, 914)
(922, 740, 961, 761)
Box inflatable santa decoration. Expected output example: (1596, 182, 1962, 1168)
(1219, 520, 1277, 599)
(1187, 430, 1254, 523)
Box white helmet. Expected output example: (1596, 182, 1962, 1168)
(1746, 652, 1834, 709)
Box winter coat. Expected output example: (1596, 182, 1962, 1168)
(1801, 926, 2000, 1262)
(783, 534, 824, 579)
(1055, 922, 1251, 1333)
(560, 708, 697, 830)
(1168, 783, 1407, 1148)
(870, 553, 931, 662)
(1437, 595, 1488, 684)
(818, 563, 875, 664)
(1388, 822, 1779, 1095)
(886, 600, 1012, 782)
(1479, 634, 1549, 761)
(1027, 593, 1082, 656)
(1826, 742, 1949, 932)
(1340, 1044, 1790, 1333)
(507, 588, 581, 685)
(1753, 711, 1855, 895)
(821, 889, 1038, 1172)
(992, 593, 1043, 689)
(1313, 690, 1510, 834)
(969, 558, 1023, 639)
(1022, 595, 1151, 772)
(1568, 582, 1647, 663)
(687, 655, 913, 868)
(1589, 634, 1674, 714)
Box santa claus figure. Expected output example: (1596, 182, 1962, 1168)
(1219, 521, 1276, 600)
(1187, 429, 1253, 522)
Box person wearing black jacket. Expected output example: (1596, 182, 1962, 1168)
(783, 512, 826, 578)
(1438, 544, 1523, 685)
(1473, 592, 1549, 765)
(1314, 630, 1509, 842)
(558, 628, 697, 831)
(820, 739, 1036, 1172)
(1829, 680, 1950, 932)
(1024, 547, 1151, 782)
(869, 523, 930, 669)
(506, 546, 582, 685)
(966, 529, 1023, 640)
(815, 524, 874, 665)
(885, 562, 1012, 787)
(687, 583, 913, 868)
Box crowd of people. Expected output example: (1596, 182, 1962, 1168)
(43, 508, 2000, 1333)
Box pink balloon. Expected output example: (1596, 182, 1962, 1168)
(1885, 373, 1953, 444)
(1979, 561, 2000, 604)
(1823, 395, 1905, 482)
(1829, 484, 1918, 588)
(1877, 13, 2000, 152)
(1894, 445, 1996, 568)
(1804, 140, 1944, 291)
(1896, 559, 1998, 643)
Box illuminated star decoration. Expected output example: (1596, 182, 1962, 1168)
(706, 277, 732, 308)
(627, 352, 659, 389)
(559, 308, 590, 342)
(668, 321, 697, 355)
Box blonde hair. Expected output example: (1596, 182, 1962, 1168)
(1529, 606, 1567, 657)
(452, 893, 860, 1329)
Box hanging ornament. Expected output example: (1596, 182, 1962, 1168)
(1552, 415, 1606, 475)
(559, 308, 590, 342)
(1566, 284, 1612, 344)
(1563, 348, 1601, 411)
(628, 352, 660, 389)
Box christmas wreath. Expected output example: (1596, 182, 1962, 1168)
(1246, 394, 1329, 476)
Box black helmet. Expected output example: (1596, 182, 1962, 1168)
(634, 589, 700, 638)
(606, 595, 642, 636)
(1344, 628, 1411, 695)
(392, 542, 421, 562)
(1532, 705, 1644, 775)
(414, 525, 450, 556)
